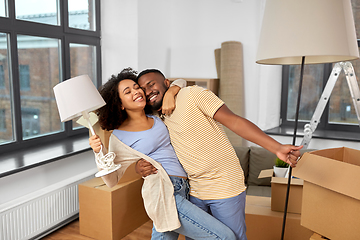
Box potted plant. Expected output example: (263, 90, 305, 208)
(273, 157, 289, 178)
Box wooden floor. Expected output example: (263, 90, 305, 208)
(42, 219, 185, 240)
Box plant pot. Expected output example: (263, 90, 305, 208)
(273, 166, 288, 178)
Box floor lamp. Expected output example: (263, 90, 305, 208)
(53, 75, 120, 177)
(256, 0, 359, 239)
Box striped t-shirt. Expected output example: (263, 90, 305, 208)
(163, 86, 246, 200)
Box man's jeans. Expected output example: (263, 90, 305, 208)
(151, 176, 236, 240)
(188, 191, 247, 240)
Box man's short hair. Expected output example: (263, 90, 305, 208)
(136, 69, 166, 82)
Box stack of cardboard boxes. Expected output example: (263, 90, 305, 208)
(79, 161, 149, 239)
(245, 195, 313, 240)
(245, 165, 312, 240)
(248, 146, 360, 240)
(249, 147, 360, 240)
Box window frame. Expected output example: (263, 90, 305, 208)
(0, 0, 101, 153)
(280, 41, 360, 135)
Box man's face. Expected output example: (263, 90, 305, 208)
(137, 72, 169, 111)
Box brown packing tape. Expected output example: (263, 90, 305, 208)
(271, 176, 303, 186)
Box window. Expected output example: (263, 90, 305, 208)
(0, 109, 5, 131)
(280, 1, 360, 135)
(0, 0, 101, 153)
(0, 0, 6, 17)
(281, 54, 360, 133)
(0, 65, 4, 88)
(0, 33, 13, 144)
(68, 0, 96, 31)
(15, 0, 59, 25)
(19, 64, 30, 90)
(69, 43, 97, 130)
(21, 108, 40, 138)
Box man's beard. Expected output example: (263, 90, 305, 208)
(150, 99, 163, 111)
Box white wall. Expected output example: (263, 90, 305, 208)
(139, 0, 274, 127)
(0, 152, 97, 205)
(101, 0, 139, 79)
(102, 0, 277, 128)
(138, 0, 172, 73)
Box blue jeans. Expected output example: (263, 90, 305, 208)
(151, 176, 236, 240)
(187, 192, 247, 240)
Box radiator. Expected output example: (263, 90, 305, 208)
(0, 170, 96, 240)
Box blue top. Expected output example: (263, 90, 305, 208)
(113, 115, 187, 178)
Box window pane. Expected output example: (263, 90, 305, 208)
(286, 65, 324, 122)
(0, 33, 14, 145)
(329, 56, 360, 125)
(15, 0, 59, 25)
(352, 0, 360, 39)
(70, 43, 97, 83)
(0, 0, 7, 17)
(19, 65, 30, 90)
(68, 0, 95, 31)
(70, 43, 97, 129)
(17, 35, 63, 139)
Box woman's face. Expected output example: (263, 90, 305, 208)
(118, 79, 146, 111)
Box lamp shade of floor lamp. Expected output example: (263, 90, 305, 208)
(256, 0, 359, 239)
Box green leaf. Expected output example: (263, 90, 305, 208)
(274, 157, 289, 168)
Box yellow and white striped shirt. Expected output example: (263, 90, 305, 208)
(163, 86, 246, 200)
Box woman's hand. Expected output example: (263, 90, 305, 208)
(89, 134, 103, 153)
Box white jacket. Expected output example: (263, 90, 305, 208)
(97, 134, 180, 232)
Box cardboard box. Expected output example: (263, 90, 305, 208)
(79, 164, 149, 240)
(293, 147, 360, 240)
(258, 169, 303, 214)
(310, 233, 330, 240)
(245, 195, 312, 240)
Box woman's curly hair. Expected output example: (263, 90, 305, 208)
(96, 67, 151, 131)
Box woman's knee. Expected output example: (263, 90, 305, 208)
(221, 227, 237, 240)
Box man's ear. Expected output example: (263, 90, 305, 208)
(164, 78, 170, 88)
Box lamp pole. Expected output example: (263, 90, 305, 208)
(281, 56, 305, 240)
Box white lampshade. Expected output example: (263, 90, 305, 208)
(256, 0, 359, 65)
(53, 75, 105, 122)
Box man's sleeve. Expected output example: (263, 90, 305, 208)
(193, 87, 224, 118)
(170, 79, 187, 88)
